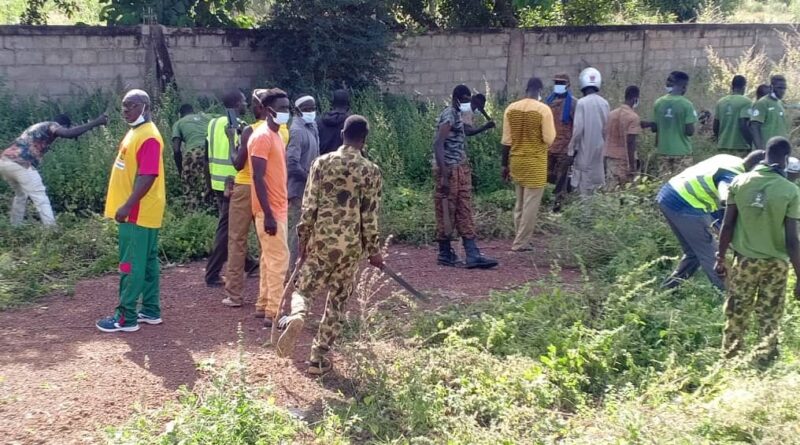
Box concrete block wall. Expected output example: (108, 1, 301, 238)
(163, 27, 271, 95)
(0, 24, 793, 101)
(0, 27, 144, 96)
(389, 31, 510, 102)
(0, 25, 271, 98)
(389, 24, 793, 102)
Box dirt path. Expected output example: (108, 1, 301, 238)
(0, 239, 577, 445)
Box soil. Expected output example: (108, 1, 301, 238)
(0, 239, 578, 445)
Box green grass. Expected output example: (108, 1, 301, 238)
(109, 181, 800, 444)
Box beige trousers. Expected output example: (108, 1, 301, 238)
(254, 215, 289, 318)
(512, 184, 544, 251)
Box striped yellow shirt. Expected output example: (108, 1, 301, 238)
(501, 98, 556, 188)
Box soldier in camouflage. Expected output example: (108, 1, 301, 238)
(276, 115, 384, 375)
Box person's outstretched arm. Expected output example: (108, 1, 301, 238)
(53, 114, 108, 139)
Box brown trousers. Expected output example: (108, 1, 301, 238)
(225, 184, 256, 301)
(434, 163, 476, 241)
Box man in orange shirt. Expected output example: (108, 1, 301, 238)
(97, 89, 166, 333)
(604, 86, 643, 189)
(229, 88, 290, 329)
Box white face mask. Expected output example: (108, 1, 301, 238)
(633, 99, 640, 109)
(301, 112, 316, 124)
(553, 85, 567, 94)
(537, 94, 542, 101)
(128, 106, 146, 127)
(459, 102, 472, 113)
(274, 111, 290, 125)
(771, 92, 779, 100)
(665, 86, 673, 94)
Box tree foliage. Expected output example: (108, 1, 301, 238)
(20, 0, 79, 25)
(98, 0, 252, 27)
(264, 0, 396, 92)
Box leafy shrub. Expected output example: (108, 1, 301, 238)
(158, 211, 219, 263)
(0, 214, 117, 309)
(264, 0, 396, 92)
(108, 350, 304, 444)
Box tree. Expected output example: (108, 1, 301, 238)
(20, 0, 79, 25)
(98, 0, 252, 27)
(265, 0, 396, 92)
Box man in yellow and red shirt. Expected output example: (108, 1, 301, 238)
(97, 89, 166, 333)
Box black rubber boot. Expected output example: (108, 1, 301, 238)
(463, 238, 498, 269)
(437, 240, 463, 267)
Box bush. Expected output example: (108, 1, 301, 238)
(108, 347, 305, 444)
(0, 214, 117, 309)
(264, 0, 396, 92)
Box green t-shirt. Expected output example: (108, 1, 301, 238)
(750, 96, 788, 142)
(171, 113, 213, 152)
(715, 94, 752, 151)
(653, 94, 698, 156)
(728, 165, 800, 260)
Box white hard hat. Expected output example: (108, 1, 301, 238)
(578, 67, 602, 90)
(786, 157, 800, 174)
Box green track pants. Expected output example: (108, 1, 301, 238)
(115, 223, 160, 327)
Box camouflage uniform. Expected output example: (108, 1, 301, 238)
(722, 256, 788, 362)
(658, 156, 694, 178)
(289, 146, 382, 363)
(181, 149, 208, 210)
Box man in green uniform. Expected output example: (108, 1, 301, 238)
(171, 104, 212, 210)
(276, 115, 384, 375)
(715, 136, 800, 366)
(652, 71, 698, 176)
(750, 75, 789, 151)
(714, 75, 751, 154)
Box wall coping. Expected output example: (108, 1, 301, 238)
(405, 22, 798, 36)
(0, 22, 795, 38)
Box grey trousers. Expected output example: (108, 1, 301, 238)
(659, 202, 725, 290)
(286, 196, 302, 282)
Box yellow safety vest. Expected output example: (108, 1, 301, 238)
(207, 117, 240, 192)
(668, 154, 745, 213)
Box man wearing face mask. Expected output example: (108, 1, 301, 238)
(501, 77, 556, 252)
(568, 67, 610, 197)
(245, 88, 290, 328)
(604, 86, 643, 189)
(545, 73, 577, 212)
(286, 95, 320, 280)
(750, 75, 790, 151)
(433, 84, 497, 268)
(97, 89, 166, 333)
(652, 71, 698, 176)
